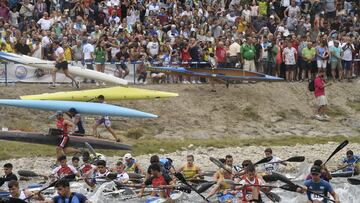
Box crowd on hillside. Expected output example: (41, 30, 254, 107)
(0, 0, 359, 83)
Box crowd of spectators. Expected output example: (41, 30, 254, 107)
(0, 0, 359, 83)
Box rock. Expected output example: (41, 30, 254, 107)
(190, 130, 210, 139)
(159, 148, 165, 152)
(188, 144, 194, 149)
(270, 116, 284, 123)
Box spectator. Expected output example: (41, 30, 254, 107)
(240, 37, 256, 72)
(82, 38, 95, 83)
(282, 40, 297, 82)
(37, 12, 53, 31)
(329, 41, 343, 81)
(315, 40, 329, 75)
(14, 37, 30, 55)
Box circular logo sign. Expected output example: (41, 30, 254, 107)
(15, 66, 28, 79)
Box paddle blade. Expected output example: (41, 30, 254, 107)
(188, 179, 208, 184)
(347, 178, 360, 185)
(17, 170, 39, 177)
(262, 174, 280, 182)
(209, 157, 231, 173)
(262, 190, 281, 202)
(174, 172, 187, 183)
(175, 185, 192, 194)
(197, 181, 216, 193)
(324, 140, 349, 165)
(271, 172, 296, 186)
(107, 172, 118, 180)
(128, 173, 144, 179)
(279, 184, 299, 192)
(255, 157, 272, 165)
(286, 156, 305, 162)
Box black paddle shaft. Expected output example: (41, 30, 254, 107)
(173, 172, 209, 202)
(324, 140, 349, 165)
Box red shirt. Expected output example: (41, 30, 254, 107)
(314, 75, 325, 97)
(56, 118, 68, 137)
(215, 47, 226, 63)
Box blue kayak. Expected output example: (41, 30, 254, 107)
(0, 99, 157, 118)
(0, 192, 10, 197)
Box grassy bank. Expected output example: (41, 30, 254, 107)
(0, 135, 359, 160)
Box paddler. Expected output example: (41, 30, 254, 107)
(92, 95, 121, 142)
(78, 152, 96, 176)
(50, 40, 79, 89)
(177, 155, 203, 180)
(306, 160, 332, 182)
(85, 160, 110, 188)
(51, 111, 82, 159)
(123, 153, 144, 175)
(115, 161, 129, 184)
(236, 164, 268, 203)
(297, 165, 340, 203)
(50, 155, 80, 179)
(39, 179, 90, 203)
(8, 180, 44, 201)
(138, 163, 175, 198)
(0, 163, 18, 191)
(261, 148, 286, 174)
(337, 150, 360, 175)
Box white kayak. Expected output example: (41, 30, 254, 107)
(0, 52, 128, 85)
(145, 191, 184, 203)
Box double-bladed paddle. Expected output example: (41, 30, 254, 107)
(324, 140, 349, 166)
(173, 172, 209, 202)
(268, 156, 305, 164)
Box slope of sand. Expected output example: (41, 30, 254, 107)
(0, 82, 359, 140)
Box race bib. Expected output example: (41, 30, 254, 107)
(311, 193, 324, 202)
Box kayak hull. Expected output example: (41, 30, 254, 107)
(0, 52, 127, 85)
(145, 66, 283, 81)
(0, 131, 131, 150)
(331, 171, 354, 178)
(0, 99, 157, 118)
(20, 87, 179, 101)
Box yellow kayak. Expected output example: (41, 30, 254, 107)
(20, 87, 179, 101)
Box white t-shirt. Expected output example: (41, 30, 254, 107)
(283, 47, 297, 65)
(147, 41, 159, 56)
(10, 191, 27, 200)
(148, 3, 160, 12)
(55, 47, 64, 58)
(261, 156, 282, 173)
(37, 18, 53, 30)
(32, 43, 42, 59)
(41, 35, 51, 48)
(341, 43, 354, 61)
(83, 43, 94, 60)
(116, 172, 130, 182)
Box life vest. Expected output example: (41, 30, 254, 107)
(56, 165, 75, 177)
(241, 177, 262, 203)
(79, 163, 94, 175)
(152, 175, 171, 197)
(183, 164, 197, 179)
(56, 118, 68, 137)
(125, 159, 139, 173)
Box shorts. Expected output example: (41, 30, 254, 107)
(326, 11, 336, 18)
(316, 95, 328, 106)
(286, 65, 296, 71)
(330, 60, 342, 70)
(116, 64, 128, 71)
(57, 136, 69, 148)
(55, 61, 68, 70)
(317, 60, 327, 69)
(243, 59, 256, 72)
(96, 117, 111, 127)
(150, 72, 165, 78)
(342, 60, 352, 71)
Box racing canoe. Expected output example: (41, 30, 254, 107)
(20, 86, 178, 101)
(145, 66, 283, 81)
(0, 52, 127, 85)
(0, 99, 157, 118)
(0, 131, 131, 150)
(331, 171, 354, 178)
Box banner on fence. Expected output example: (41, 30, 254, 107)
(0, 62, 136, 84)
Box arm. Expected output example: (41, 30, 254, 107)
(330, 191, 340, 203)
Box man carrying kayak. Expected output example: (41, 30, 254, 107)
(338, 150, 360, 175)
(123, 153, 144, 175)
(0, 163, 18, 191)
(39, 179, 90, 203)
(66, 108, 85, 136)
(297, 165, 340, 203)
(51, 155, 80, 179)
(52, 111, 81, 158)
(177, 155, 203, 180)
(92, 95, 121, 142)
(139, 163, 175, 198)
(8, 180, 44, 201)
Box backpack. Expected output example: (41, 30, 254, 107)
(308, 79, 315, 92)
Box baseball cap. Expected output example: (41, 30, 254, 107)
(310, 165, 321, 174)
(48, 111, 63, 119)
(124, 153, 132, 160)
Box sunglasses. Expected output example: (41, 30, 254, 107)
(311, 173, 320, 176)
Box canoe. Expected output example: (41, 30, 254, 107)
(145, 66, 283, 81)
(331, 171, 354, 178)
(146, 191, 183, 203)
(0, 52, 127, 85)
(0, 99, 157, 118)
(20, 87, 178, 101)
(0, 131, 132, 150)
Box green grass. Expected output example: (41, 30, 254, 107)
(348, 101, 360, 111)
(1, 135, 360, 160)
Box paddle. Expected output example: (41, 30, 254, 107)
(209, 157, 231, 174)
(24, 174, 75, 201)
(324, 140, 349, 166)
(272, 172, 336, 203)
(84, 142, 97, 158)
(347, 178, 360, 185)
(174, 172, 209, 202)
(18, 170, 40, 177)
(197, 181, 216, 193)
(269, 156, 305, 164)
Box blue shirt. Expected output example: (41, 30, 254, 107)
(316, 46, 327, 61)
(304, 179, 334, 203)
(342, 155, 360, 172)
(329, 46, 341, 62)
(52, 192, 87, 203)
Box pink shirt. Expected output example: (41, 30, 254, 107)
(314, 75, 325, 97)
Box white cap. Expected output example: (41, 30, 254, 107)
(124, 153, 132, 160)
(270, 15, 274, 19)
